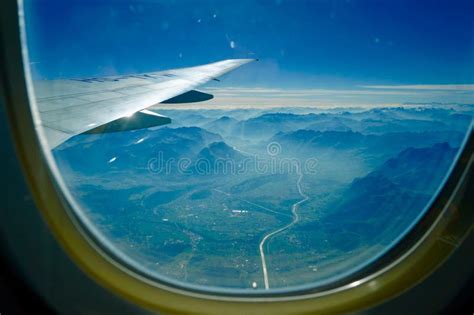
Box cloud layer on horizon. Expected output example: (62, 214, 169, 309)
(187, 85, 474, 108)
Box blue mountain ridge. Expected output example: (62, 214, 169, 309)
(316, 142, 457, 248)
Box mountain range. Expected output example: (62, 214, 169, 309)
(320, 142, 458, 247)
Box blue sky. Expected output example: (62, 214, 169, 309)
(24, 0, 474, 106)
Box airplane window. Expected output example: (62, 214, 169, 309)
(22, 0, 473, 294)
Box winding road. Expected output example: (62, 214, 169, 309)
(217, 144, 310, 289)
(258, 164, 309, 290)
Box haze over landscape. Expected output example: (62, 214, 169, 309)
(54, 104, 472, 289)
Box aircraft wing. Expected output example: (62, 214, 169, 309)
(33, 59, 255, 148)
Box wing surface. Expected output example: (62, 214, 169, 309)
(35, 59, 255, 148)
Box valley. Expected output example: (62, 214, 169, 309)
(53, 104, 472, 290)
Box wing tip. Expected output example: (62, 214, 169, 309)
(227, 58, 258, 63)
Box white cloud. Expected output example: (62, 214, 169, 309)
(361, 84, 474, 91)
(157, 85, 474, 109)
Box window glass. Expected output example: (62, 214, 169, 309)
(24, 0, 473, 292)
